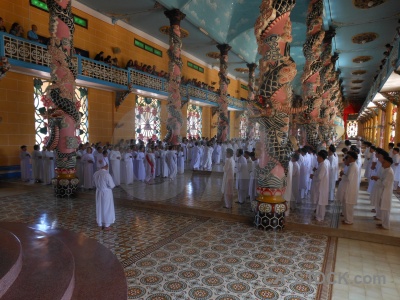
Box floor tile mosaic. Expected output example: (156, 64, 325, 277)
(125, 219, 337, 299)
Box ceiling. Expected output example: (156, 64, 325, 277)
(76, 0, 400, 108)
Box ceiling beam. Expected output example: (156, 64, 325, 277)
(380, 91, 400, 106)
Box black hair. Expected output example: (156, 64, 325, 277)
(347, 151, 358, 160)
(317, 150, 328, 160)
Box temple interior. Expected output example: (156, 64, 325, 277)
(1, 0, 400, 299)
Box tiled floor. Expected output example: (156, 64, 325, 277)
(1, 154, 400, 299)
(332, 238, 400, 300)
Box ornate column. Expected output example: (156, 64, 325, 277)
(164, 9, 186, 145)
(299, 0, 325, 149)
(246, 62, 258, 138)
(373, 112, 378, 145)
(216, 44, 231, 142)
(45, 0, 80, 197)
(384, 102, 393, 146)
(252, 0, 305, 230)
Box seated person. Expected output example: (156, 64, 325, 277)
(104, 55, 112, 64)
(0, 17, 6, 32)
(94, 51, 104, 61)
(27, 24, 40, 42)
(125, 59, 134, 69)
(9, 22, 24, 37)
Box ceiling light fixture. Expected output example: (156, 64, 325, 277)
(368, 1, 374, 7)
(199, 27, 209, 36)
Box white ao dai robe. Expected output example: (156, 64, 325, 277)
(93, 169, 115, 227)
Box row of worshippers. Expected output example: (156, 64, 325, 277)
(289, 145, 340, 203)
(221, 148, 259, 209)
(362, 141, 397, 229)
(19, 145, 55, 184)
(76, 143, 185, 189)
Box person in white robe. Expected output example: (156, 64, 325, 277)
(20, 145, 31, 182)
(388, 142, 394, 158)
(221, 142, 227, 164)
(191, 142, 201, 170)
(248, 152, 258, 202)
(339, 151, 359, 225)
(369, 148, 388, 213)
(299, 148, 310, 199)
(391, 148, 399, 190)
(154, 146, 162, 177)
(214, 142, 221, 165)
(109, 146, 121, 186)
(144, 148, 156, 183)
(42, 146, 55, 185)
(222, 148, 235, 209)
(177, 147, 185, 174)
(160, 146, 169, 177)
(310, 150, 329, 222)
(375, 156, 394, 229)
(367, 146, 378, 193)
(82, 147, 95, 189)
(290, 153, 301, 203)
(356, 137, 362, 149)
(136, 147, 146, 181)
(31, 145, 43, 183)
(93, 162, 115, 230)
(350, 145, 362, 185)
(123, 149, 134, 185)
(119, 149, 126, 184)
(75, 144, 84, 186)
(362, 142, 371, 174)
(203, 144, 213, 171)
(165, 146, 177, 180)
(328, 145, 339, 201)
(235, 149, 249, 204)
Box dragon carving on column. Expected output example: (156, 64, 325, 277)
(216, 44, 231, 143)
(164, 9, 186, 145)
(299, 0, 325, 150)
(44, 0, 80, 197)
(251, 0, 306, 229)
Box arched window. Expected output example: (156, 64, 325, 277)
(187, 104, 202, 138)
(34, 78, 89, 146)
(346, 120, 358, 138)
(135, 96, 161, 141)
(239, 112, 248, 139)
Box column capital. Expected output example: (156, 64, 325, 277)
(217, 44, 231, 55)
(246, 63, 258, 73)
(164, 9, 186, 26)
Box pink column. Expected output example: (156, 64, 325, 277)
(246, 63, 257, 138)
(300, 0, 325, 149)
(252, 0, 305, 230)
(164, 9, 186, 145)
(216, 44, 231, 142)
(45, 0, 80, 196)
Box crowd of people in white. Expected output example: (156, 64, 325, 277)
(19, 136, 396, 230)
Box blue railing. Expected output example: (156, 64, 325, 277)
(0, 32, 246, 110)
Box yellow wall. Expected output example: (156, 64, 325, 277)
(0, 72, 36, 165)
(0, 0, 245, 165)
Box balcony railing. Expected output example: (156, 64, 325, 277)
(0, 32, 246, 110)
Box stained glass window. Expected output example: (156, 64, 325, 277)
(135, 96, 161, 141)
(187, 104, 202, 138)
(34, 78, 89, 146)
(346, 120, 358, 138)
(239, 112, 248, 139)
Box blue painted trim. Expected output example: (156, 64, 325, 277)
(0, 31, 246, 110)
(76, 75, 127, 90)
(189, 97, 218, 107)
(0, 165, 20, 171)
(8, 58, 50, 73)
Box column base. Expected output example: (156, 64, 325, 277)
(252, 200, 287, 231)
(51, 177, 79, 198)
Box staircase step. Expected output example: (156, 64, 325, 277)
(0, 228, 22, 298)
(0, 222, 75, 300)
(46, 229, 127, 300)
